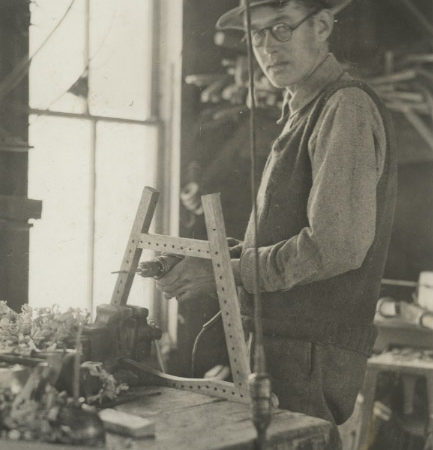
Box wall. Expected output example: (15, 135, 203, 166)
(0, 0, 39, 311)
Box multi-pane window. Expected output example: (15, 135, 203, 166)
(28, 0, 159, 312)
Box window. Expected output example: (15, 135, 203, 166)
(28, 0, 159, 312)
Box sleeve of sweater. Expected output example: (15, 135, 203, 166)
(239, 88, 386, 293)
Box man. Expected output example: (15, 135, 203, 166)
(157, 0, 397, 433)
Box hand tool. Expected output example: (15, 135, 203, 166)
(111, 254, 184, 278)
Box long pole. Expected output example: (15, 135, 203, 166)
(243, 1, 272, 448)
(85, 0, 96, 316)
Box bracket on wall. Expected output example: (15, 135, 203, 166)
(0, 195, 42, 222)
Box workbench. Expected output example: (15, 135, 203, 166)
(2, 386, 333, 450)
(110, 386, 333, 450)
(374, 316, 433, 352)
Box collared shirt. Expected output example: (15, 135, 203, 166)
(236, 53, 387, 292)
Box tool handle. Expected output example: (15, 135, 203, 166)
(138, 254, 184, 278)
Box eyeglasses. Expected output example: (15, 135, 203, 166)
(249, 9, 320, 47)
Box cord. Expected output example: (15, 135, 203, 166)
(191, 311, 222, 377)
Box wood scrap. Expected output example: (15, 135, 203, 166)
(98, 408, 155, 438)
(367, 70, 417, 85)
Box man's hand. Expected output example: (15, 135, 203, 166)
(155, 256, 217, 303)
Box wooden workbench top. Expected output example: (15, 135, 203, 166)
(108, 386, 333, 450)
(1, 386, 333, 450)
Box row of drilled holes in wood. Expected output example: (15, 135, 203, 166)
(138, 235, 211, 257)
(121, 230, 246, 391)
(115, 236, 212, 295)
(167, 381, 246, 399)
(211, 242, 246, 391)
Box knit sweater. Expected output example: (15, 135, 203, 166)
(238, 59, 397, 355)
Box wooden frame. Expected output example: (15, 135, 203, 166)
(111, 186, 251, 403)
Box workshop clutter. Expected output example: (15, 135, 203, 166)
(377, 273, 433, 329)
(365, 52, 433, 153)
(356, 275, 433, 449)
(0, 301, 161, 446)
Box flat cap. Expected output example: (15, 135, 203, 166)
(216, 0, 352, 30)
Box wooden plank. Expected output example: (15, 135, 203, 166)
(0, 441, 98, 450)
(202, 194, 251, 397)
(137, 233, 211, 258)
(98, 408, 155, 438)
(357, 367, 379, 450)
(368, 352, 433, 374)
(110, 187, 159, 306)
(0, 195, 41, 221)
(403, 109, 433, 151)
(110, 386, 332, 450)
(374, 318, 433, 352)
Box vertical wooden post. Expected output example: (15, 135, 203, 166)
(357, 367, 379, 450)
(110, 187, 159, 306)
(202, 193, 250, 395)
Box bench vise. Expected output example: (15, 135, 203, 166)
(81, 304, 162, 366)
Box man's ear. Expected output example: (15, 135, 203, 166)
(314, 9, 334, 42)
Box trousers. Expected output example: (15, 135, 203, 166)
(259, 335, 368, 449)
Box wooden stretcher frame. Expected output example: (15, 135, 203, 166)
(111, 186, 251, 403)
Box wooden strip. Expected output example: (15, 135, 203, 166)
(110, 187, 159, 306)
(368, 353, 433, 373)
(137, 233, 211, 259)
(367, 69, 416, 85)
(381, 91, 424, 103)
(357, 367, 379, 450)
(122, 359, 249, 403)
(98, 409, 155, 438)
(201, 193, 251, 394)
(381, 278, 418, 288)
(0, 441, 98, 450)
(385, 101, 430, 116)
(397, 0, 433, 39)
(0, 195, 42, 220)
(0, 144, 31, 153)
(403, 109, 433, 151)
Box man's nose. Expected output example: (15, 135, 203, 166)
(262, 29, 278, 55)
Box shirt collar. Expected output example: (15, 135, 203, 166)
(277, 53, 344, 124)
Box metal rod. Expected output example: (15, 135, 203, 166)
(382, 278, 418, 288)
(244, 0, 265, 374)
(85, 0, 96, 316)
(244, 1, 272, 449)
(111, 269, 141, 274)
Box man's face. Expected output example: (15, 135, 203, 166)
(250, 2, 325, 89)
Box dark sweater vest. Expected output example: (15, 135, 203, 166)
(240, 80, 397, 356)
